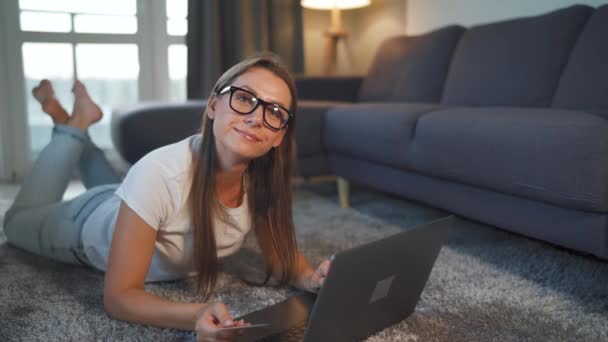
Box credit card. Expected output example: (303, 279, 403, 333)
(219, 323, 271, 331)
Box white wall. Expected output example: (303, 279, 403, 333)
(303, 0, 407, 75)
(300, 0, 608, 74)
(348, 0, 407, 75)
(406, 0, 608, 35)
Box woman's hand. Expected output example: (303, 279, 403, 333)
(303, 258, 332, 293)
(195, 302, 247, 341)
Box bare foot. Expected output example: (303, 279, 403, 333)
(68, 80, 103, 132)
(32, 79, 69, 124)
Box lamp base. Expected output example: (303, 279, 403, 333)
(323, 31, 349, 75)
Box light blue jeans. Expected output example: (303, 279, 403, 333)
(3, 124, 122, 267)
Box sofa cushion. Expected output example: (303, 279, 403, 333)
(324, 103, 443, 170)
(441, 5, 592, 107)
(408, 107, 608, 212)
(358, 26, 464, 103)
(296, 100, 351, 158)
(552, 5, 608, 119)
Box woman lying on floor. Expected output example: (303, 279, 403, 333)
(3, 53, 330, 341)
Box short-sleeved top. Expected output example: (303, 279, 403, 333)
(81, 134, 251, 282)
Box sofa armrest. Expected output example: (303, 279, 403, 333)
(109, 99, 342, 178)
(295, 76, 363, 102)
(110, 100, 206, 164)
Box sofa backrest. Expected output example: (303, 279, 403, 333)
(358, 26, 464, 103)
(552, 5, 608, 119)
(441, 5, 593, 107)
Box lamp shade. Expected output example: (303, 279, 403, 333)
(301, 0, 371, 10)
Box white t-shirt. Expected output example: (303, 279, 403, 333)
(81, 134, 251, 282)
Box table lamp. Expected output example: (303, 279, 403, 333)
(301, 0, 371, 75)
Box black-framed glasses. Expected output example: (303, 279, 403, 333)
(217, 85, 293, 130)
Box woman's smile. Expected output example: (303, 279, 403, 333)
(234, 128, 261, 142)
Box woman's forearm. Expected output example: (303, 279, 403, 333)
(104, 288, 206, 331)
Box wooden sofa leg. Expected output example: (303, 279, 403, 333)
(337, 177, 350, 208)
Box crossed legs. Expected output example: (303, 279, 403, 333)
(3, 80, 122, 264)
(31, 79, 122, 190)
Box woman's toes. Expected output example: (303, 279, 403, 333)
(31, 79, 69, 123)
(32, 79, 56, 103)
(70, 80, 103, 126)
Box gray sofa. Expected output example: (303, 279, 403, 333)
(111, 5, 608, 259)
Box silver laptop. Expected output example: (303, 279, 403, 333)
(235, 215, 454, 341)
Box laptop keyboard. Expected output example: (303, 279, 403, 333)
(257, 321, 307, 341)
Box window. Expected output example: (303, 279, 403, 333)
(167, 0, 188, 101)
(22, 43, 74, 153)
(76, 44, 140, 148)
(168, 44, 187, 101)
(13, 0, 187, 161)
(167, 0, 188, 36)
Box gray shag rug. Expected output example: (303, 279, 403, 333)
(1, 182, 608, 341)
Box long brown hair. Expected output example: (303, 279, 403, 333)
(188, 53, 299, 299)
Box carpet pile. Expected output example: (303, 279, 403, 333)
(1, 183, 607, 341)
